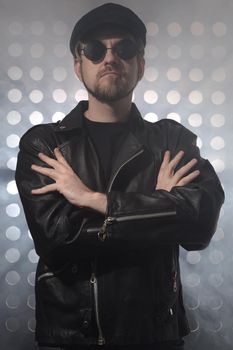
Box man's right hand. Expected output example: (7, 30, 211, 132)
(155, 150, 200, 192)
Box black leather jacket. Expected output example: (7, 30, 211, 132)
(15, 101, 224, 347)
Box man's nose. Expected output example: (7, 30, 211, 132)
(103, 47, 118, 62)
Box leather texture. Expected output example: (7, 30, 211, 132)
(15, 101, 224, 347)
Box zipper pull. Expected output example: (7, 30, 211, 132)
(90, 273, 96, 284)
(98, 336, 106, 345)
(173, 270, 177, 292)
(98, 217, 114, 242)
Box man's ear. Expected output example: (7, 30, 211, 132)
(74, 58, 83, 82)
(138, 57, 145, 81)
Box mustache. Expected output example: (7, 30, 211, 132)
(98, 65, 123, 79)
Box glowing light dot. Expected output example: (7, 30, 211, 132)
(28, 249, 39, 264)
(6, 134, 20, 148)
(189, 90, 203, 105)
(5, 248, 20, 263)
(53, 67, 67, 82)
(186, 273, 201, 288)
(5, 271, 21, 285)
(190, 22, 205, 36)
(8, 66, 23, 80)
(27, 295, 36, 310)
(6, 203, 20, 217)
(28, 318, 36, 332)
(7, 111, 21, 125)
(144, 67, 159, 82)
(29, 90, 44, 103)
(53, 89, 67, 103)
(166, 90, 181, 105)
(7, 180, 18, 195)
(5, 318, 20, 332)
(27, 272, 36, 286)
(189, 68, 204, 82)
(210, 114, 225, 127)
(75, 89, 88, 101)
(6, 295, 20, 309)
(208, 273, 223, 287)
(52, 112, 65, 122)
(6, 226, 21, 241)
(167, 113, 181, 123)
(7, 157, 17, 170)
(144, 113, 158, 123)
(29, 111, 44, 125)
(167, 22, 182, 37)
(144, 90, 158, 104)
(210, 136, 225, 150)
(167, 68, 181, 82)
(211, 91, 225, 105)
(188, 113, 203, 127)
(209, 250, 224, 264)
(147, 22, 159, 36)
(213, 22, 227, 37)
(211, 159, 225, 173)
(8, 89, 22, 103)
(186, 251, 201, 264)
(30, 66, 44, 81)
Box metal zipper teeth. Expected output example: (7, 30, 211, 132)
(110, 210, 177, 223)
(37, 272, 54, 282)
(107, 148, 144, 193)
(90, 272, 105, 345)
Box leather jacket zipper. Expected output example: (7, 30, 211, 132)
(107, 148, 144, 193)
(90, 266, 105, 345)
(98, 211, 176, 241)
(172, 270, 177, 293)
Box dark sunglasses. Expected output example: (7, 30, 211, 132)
(79, 39, 140, 62)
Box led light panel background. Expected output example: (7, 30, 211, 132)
(0, 0, 232, 349)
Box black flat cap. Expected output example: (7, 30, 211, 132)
(69, 3, 147, 56)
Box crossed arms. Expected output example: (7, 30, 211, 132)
(31, 148, 200, 214)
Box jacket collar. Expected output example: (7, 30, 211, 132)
(53, 100, 144, 133)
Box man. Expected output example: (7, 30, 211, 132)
(15, 3, 224, 350)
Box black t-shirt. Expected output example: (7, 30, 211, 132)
(84, 117, 130, 186)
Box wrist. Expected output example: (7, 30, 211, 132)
(83, 191, 107, 214)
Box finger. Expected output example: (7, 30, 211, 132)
(174, 158, 198, 181)
(31, 183, 57, 195)
(160, 150, 170, 169)
(177, 170, 200, 186)
(54, 148, 69, 166)
(38, 152, 60, 168)
(31, 164, 57, 179)
(168, 150, 185, 170)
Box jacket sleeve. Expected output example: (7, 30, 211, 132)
(99, 121, 225, 251)
(15, 126, 108, 270)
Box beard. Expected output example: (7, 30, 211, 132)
(80, 65, 138, 103)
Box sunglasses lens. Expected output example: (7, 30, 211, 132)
(83, 41, 106, 62)
(82, 39, 139, 62)
(115, 39, 138, 60)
